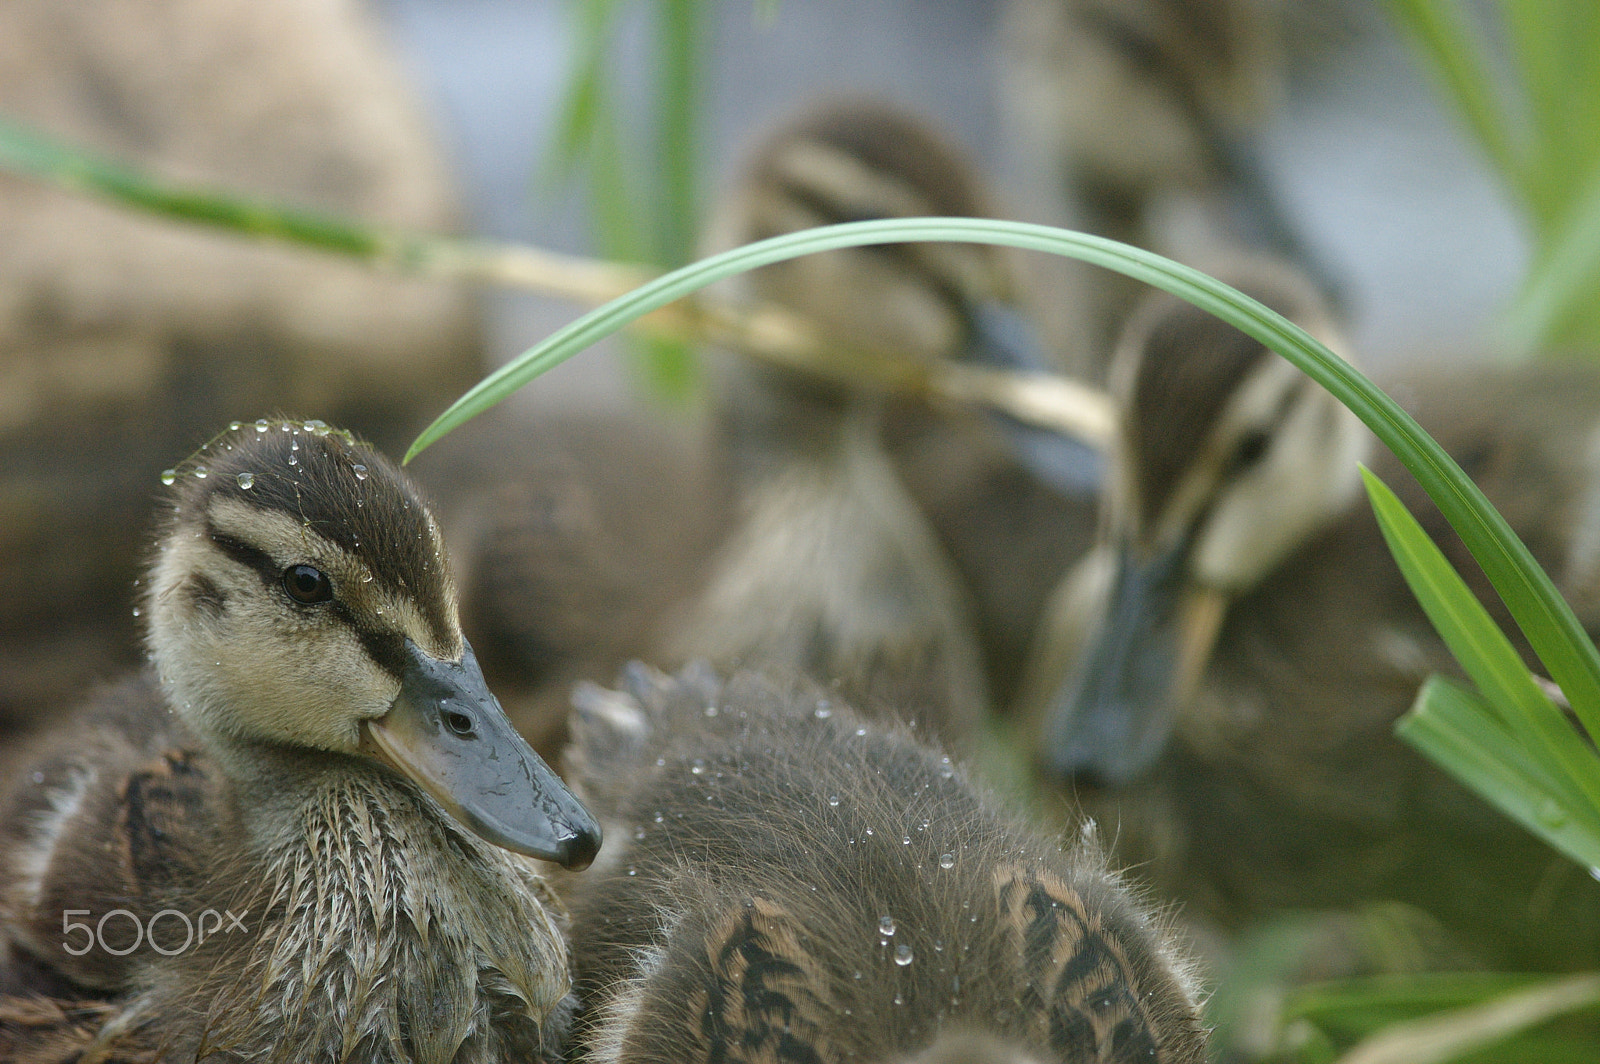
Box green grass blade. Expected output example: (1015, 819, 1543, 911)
(1398, 676, 1600, 870)
(1364, 467, 1600, 816)
(405, 217, 1600, 775)
(1329, 971, 1600, 1064)
(655, 0, 700, 267)
(0, 116, 389, 259)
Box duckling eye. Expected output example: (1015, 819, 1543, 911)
(282, 564, 333, 605)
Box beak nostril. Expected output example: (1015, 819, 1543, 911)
(445, 710, 475, 736)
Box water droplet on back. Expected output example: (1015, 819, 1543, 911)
(236, 472, 255, 489)
(254, 419, 270, 433)
(352, 463, 369, 481)
(878, 915, 896, 936)
(894, 944, 914, 967)
(160, 469, 177, 486)
(939, 853, 955, 869)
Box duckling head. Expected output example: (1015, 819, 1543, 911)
(1041, 263, 1368, 783)
(709, 97, 1100, 490)
(144, 420, 602, 868)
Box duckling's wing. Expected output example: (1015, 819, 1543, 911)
(0, 672, 228, 994)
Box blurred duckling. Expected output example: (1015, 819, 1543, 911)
(557, 662, 1209, 1063)
(0, 422, 601, 1062)
(997, 0, 1342, 363)
(669, 98, 1101, 746)
(1023, 261, 1600, 970)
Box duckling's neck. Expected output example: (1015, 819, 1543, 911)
(188, 739, 570, 1063)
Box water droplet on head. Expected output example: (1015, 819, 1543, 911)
(287, 454, 298, 466)
(878, 915, 896, 936)
(814, 700, 832, 720)
(855, 727, 867, 737)
(236, 472, 255, 490)
(160, 469, 177, 486)
(31, 772, 45, 785)
(192, 466, 208, 480)
(690, 759, 706, 776)
(633, 826, 647, 841)
(704, 704, 718, 717)
(827, 794, 840, 807)
(352, 463, 368, 481)
(939, 853, 955, 870)
(130, 606, 142, 618)
(894, 944, 914, 967)
(255, 419, 270, 433)
(902, 835, 911, 845)
(228, 421, 242, 431)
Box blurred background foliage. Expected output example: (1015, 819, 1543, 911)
(1386, 0, 1600, 354)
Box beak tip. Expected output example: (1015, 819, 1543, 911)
(557, 826, 602, 871)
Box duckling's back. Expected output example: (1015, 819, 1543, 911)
(560, 665, 1206, 1064)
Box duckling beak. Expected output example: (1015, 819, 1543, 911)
(1042, 543, 1226, 786)
(362, 638, 602, 870)
(966, 301, 1105, 496)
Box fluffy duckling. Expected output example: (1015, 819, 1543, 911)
(1023, 263, 1600, 970)
(669, 98, 1099, 746)
(557, 662, 1209, 1063)
(0, 422, 601, 1062)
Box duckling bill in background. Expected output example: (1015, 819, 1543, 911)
(0, 422, 601, 1062)
(557, 662, 1208, 1063)
(1025, 262, 1600, 971)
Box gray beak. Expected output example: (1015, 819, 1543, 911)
(363, 638, 602, 869)
(967, 301, 1105, 496)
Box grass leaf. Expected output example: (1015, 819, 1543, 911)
(1397, 677, 1600, 870)
(1364, 466, 1600, 819)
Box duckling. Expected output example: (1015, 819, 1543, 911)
(666, 98, 1099, 745)
(0, 422, 601, 1062)
(997, 0, 1339, 361)
(1023, 261, 1600, 971)
(556, 661, 1209, 1063)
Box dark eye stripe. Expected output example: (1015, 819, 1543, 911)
(206, 527, 280, 588)
(206, 524, 426, 679)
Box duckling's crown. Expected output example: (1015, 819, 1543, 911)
(157, 420, 457, 647)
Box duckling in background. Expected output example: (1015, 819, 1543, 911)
(997, 0, 1340, 367)
(0, 422, 600, 1063)
(441, 408, 731, 761)
(1024, 260, 1600, 971)
(670, 98, 1100, 745)
(557, 662, 1209, 1064)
